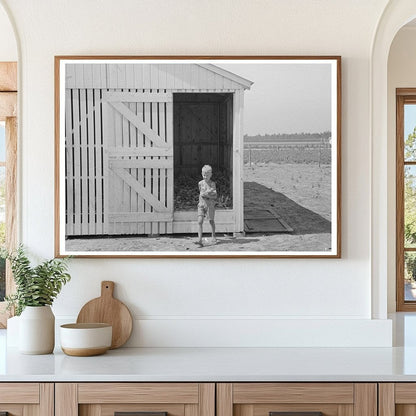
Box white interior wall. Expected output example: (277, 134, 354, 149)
(387, 26, 416, 312)
(0, 3, 16, 61)
(0, 0, 394, 347)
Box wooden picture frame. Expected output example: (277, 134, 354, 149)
(55, 56, 341, 258)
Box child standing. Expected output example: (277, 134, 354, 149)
(196, 165, 217, 247)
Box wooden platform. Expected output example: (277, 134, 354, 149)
(244, 209, 293, 234)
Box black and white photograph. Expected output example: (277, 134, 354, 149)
(55, 57, 341, 257)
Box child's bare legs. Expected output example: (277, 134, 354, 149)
(197, 215, 204, 246)
(209, 220, 217, 243)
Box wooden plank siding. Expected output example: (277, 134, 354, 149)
(66, 63, 248, 91)
(64, 63, 249, 236)
(166, 95, 174, 234)
(104, 90, 173, 235)
(65, 88, 105, 236)
(233, 90, 244, 233)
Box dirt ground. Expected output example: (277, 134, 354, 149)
(244, 162, 331, 221)
(65, 163, 332, 253)
(65, 232, 330, 253)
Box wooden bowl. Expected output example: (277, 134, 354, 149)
(60, 323, 112, 356)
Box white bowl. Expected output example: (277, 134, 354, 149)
(60, 323, 112, 356)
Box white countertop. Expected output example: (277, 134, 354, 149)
(2, 313, 416, 382)
(2, 345, 416, 382)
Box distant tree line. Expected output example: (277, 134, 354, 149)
(244, 131, 331, 143)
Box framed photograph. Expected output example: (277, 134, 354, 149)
(55, 56, 341, 258)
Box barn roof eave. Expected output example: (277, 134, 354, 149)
(198, 64, 253, 90)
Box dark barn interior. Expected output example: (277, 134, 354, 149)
(173, 93, 234, 211)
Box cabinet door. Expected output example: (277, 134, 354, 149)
(56, 383, 215, 416)
(379, 383, 416, 416)
(0, 383, 53, 415)
(217, 383, 377, 416)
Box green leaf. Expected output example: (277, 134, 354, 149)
(5, 245, 71, 315)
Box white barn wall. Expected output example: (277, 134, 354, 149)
(0, 0, 393, 346)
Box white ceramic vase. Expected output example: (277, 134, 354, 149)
(6, 315, 20, 347)
(19, 305, 55, 354)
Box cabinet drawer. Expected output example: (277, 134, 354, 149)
(56, 383, 215, 416)
(379, 383, 416, 415)
(0, 383, 53, 416)
(78, 383, 200, 404)
(217, 383, 376, 416)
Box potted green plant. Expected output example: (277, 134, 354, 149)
(4, 245, 71, 354)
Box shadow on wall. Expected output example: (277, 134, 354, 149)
(244, 181, 331, 235)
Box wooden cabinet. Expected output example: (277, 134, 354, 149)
(379, 383, 416, 416)
(1, 381, 413, 416)
(55, 383, 215, 416)
(0, 383, 53, 415)
(217, 383, 377, 416)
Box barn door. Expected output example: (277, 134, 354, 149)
(103, 91, 173, 235)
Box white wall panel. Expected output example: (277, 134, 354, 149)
(0, 3, 16, 61)
(0, 0, 393, 346)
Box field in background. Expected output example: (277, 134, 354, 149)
(244, 139, 331, 166)
(243, 136, 332, 222)
(244, 162, 331, 222)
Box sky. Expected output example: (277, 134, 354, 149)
(405, 104, 416, 138)
(217, 62, 332, 136)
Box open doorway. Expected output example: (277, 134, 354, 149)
(173, 92, 233, 213)
(389, 22, 416, 311)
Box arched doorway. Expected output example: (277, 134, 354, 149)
(371, 0, 416, 318)
(387, 15, 416, 312)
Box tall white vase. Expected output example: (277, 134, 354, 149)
(19, 306, 55, 354)
(6, 315, 20, 347)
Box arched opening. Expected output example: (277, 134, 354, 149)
(371, 1, 416, 321)
(387, 18, 416, 312)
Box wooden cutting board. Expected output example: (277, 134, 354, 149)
(76, 281, 133, 349)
